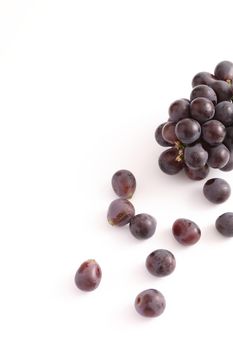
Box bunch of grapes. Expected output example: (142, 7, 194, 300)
(155, 60, 233, 180)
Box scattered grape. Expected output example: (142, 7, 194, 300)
(129, 214, 156, 240)
(146, 249, 176, 277)
(203, 178, 231, 204)
(74, 259, 102, 292)
(111, 169, 136, 199)
(135, 289, 166, 318)
(172, 218, 201, 245)
(216, 212, 233, 237)
(107, 198, 135, 226)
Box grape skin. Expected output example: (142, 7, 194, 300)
(175, 118, 201, 144)
(214, 101, 233, 127)
(190, 84, 217, 105)
(155, 123, 172, 147)
(158, 148, 183, 175)
(207, 144, 230, 169)
(202, 120, 226, 146)
(184, 143, 208, 169)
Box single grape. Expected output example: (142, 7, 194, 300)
(155, 123, 172, 147)
(172, 218, 201, 245)
(214, 61, 233, 82)
(190, 97, 215, 123)
(221, 151, 233, 171)
(202, 120, 226, 146)
(168, 98, 190, 123)
(175, 118, 201, 144)
(111, 169, 136, 199)
(162, 122, 177, 144)
(129, 213, 156, 240)
(74, 259, 102, 292)
(207, 144, 230, 169)
(224, 127, 233, 151)
(203, 178, 231, 204)
(214, 101, 233, 127)
(210, 80, 233, 102)
(135, 289, 166, 318)
(184, 164, 209, 180)
(184, 143, 208, 169)
(146, 249, 176, 277)
(192, 72, 215, 87)
(107, 198, 135, 226)
(190, 84, 217, 105)
(158, 148, 183, 175)
(216, 212, 233, 237)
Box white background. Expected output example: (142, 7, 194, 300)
(1, 1, 233, 349)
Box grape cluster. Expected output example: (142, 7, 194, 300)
(155, 61, 233, 179)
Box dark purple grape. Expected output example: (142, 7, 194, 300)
(168, 99, 190, 123)
(172, 218, 201, 246)
(214, 61, 233, 82)
(158, 148, 183, 175)
(146, 249, 176, 277)
(224, 126, 233, 151)
(210, 80, 233, 102)
(184, 143, 208, 169)
(202, 120, 226, 146)
(192, 72, 215, 87)
(190, 85, 217, 105)
(190, 97, 215, 123)
(175, 118, 201, 144)
(155, 123, 172, 147)
(107, 199, 135, 226)
(207, 144, 230, 169)
(203, 178, 231, 204)
(129, 214, 156, 240)
(184, 164, 209, 180)
(214, 101, 233, 127)
(74, 259, 102, 291)
(111, 169, 136, 199)
(221, 151, 233, 171)
(216, 212, 233, 237)
(162, 122, 177, 144)
(135, 289, 166, 318)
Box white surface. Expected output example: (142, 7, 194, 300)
(1, 1, 233, 349)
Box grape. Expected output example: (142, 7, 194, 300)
(190, 97, 215, 123)
(135, 289, 166, 318)
(107, 199, 135, 226)
(74, 259, 102, 292)
(215, 212, 233, 237)
(146, 249, 176, 277)
(184, 164, 209, 180)
(168, 98, 190, 123)
(175, 118, 201, 144)
(214, 101, 233, 127)
(158, 148, 183, 175)
(129, 214, 156, 240)
(203, 178, 231, 204)
(155, 123, 172, 147)
(192, 72, 215, 87)
(221, 151, 233, 171)
(190, 84, 217, 105)
(111, 169, 136, 199)
(202, 120, 226, 146)
(207, 144, 230, 169)
(162, 122, 177, 144)
(184, 143, 208, 169)
(172, 218, 201, 245)
(214, 61, 233, 82)
(224, 126, 233, 151)
(210, 80, 233, 102)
